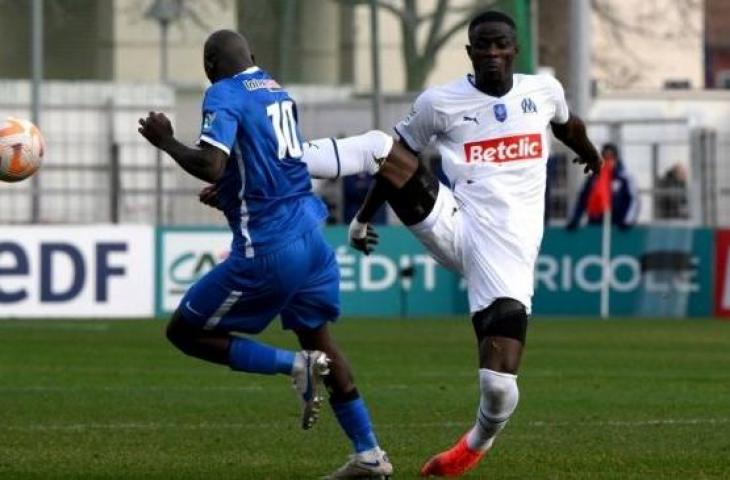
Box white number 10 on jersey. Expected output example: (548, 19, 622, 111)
(267, 100, 303, 160)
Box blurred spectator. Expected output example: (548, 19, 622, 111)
(544, 153, 568, 224)
(311, 178, 342, 225)
(566, 143, 639, 230)
(655, 163, 689, 219)
(343, 173, 387, 224)
(338, 129, 389, 225)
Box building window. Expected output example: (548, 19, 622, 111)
(716, 70, 730, 89)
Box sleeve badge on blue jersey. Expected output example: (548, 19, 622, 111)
(202, 111, 216, 132)
(243, 79, 282, 91)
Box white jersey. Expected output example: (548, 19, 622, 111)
(395, 74, 570, 312)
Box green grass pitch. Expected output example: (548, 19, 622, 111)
(1, 318, 729, 479)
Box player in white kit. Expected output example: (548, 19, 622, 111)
(343, 11, 602, 477)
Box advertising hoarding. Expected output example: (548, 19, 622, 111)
(157, 226, 713, 318)
(0, 226, 154, 317)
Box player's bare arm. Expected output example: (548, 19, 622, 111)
(349, 140, 420, 254)
(349, 171, 391, 254)
(355, 140, 416, 223)
(551, 113, 602, 175)
(198, 184, 221, 209)
(138, 111, 227, 183)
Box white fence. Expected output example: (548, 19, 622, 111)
(1, 81, 727, 227)
(0, 81, 203, 224)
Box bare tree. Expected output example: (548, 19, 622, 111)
(122, 0, 234, 33)
(336, 0, 497, 91)
(590, 0, 703, 89)
(591, 0, 701, 40)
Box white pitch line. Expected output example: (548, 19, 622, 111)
(0, 385, 265, 393)
(529, 418, 730, 427)
(0, 383, 422, 393)
(0, 422, 276, 432)
(2, 418, 728, 433)
(0, 322, 111, 332)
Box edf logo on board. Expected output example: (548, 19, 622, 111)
(0, 226, 153, 317)
(0, 241, 127, 303)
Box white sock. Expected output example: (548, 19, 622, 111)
(466, 368, 519, 452)
(301, 130, 393, 179)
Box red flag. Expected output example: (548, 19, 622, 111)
(586, 161, 613, 219)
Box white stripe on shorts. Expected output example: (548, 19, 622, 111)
(203, 290, 242, 330)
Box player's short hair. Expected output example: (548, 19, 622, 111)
(468, 10, 517, 35)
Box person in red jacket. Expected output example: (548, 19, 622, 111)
(566, 143, 640, 230)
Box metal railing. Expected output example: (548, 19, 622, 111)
(2, 86, 728, 227)
(546, 118, 712, 226)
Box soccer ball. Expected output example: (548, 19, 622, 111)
(0, 117, 44, 182)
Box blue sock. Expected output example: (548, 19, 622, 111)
(331, 396, 379, 453)
(228, 336, 295, 375)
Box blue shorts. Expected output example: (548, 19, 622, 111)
(179, 228, 340, 334)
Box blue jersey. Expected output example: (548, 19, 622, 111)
(198, 66, 326, 257)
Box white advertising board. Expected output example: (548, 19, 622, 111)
(158, 228, 231, 315)
(0, 226, 154, 318)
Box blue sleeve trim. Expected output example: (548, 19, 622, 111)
(393, 125, 419, 155)
(329, 137, 341, 179)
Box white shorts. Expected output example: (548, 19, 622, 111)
(408, 183, 464, 274)
(408, 184, 534, 314)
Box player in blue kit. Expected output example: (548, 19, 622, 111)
(138, 30, 392, 479)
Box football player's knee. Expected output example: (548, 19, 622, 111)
(165, 322, 184, 351)
(472, 298, 528, 343)
(479, 369, 519, 420)
(166, 311, 193, 353)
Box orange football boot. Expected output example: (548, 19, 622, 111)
(419, 433, 487, 477)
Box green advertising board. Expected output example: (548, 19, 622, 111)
(322, 227, 468, 317)
(155, 226, 470, 318)
(534, 226, 714, 317)
(155, 226, 713, 318)
(325, 226, 713, 318)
